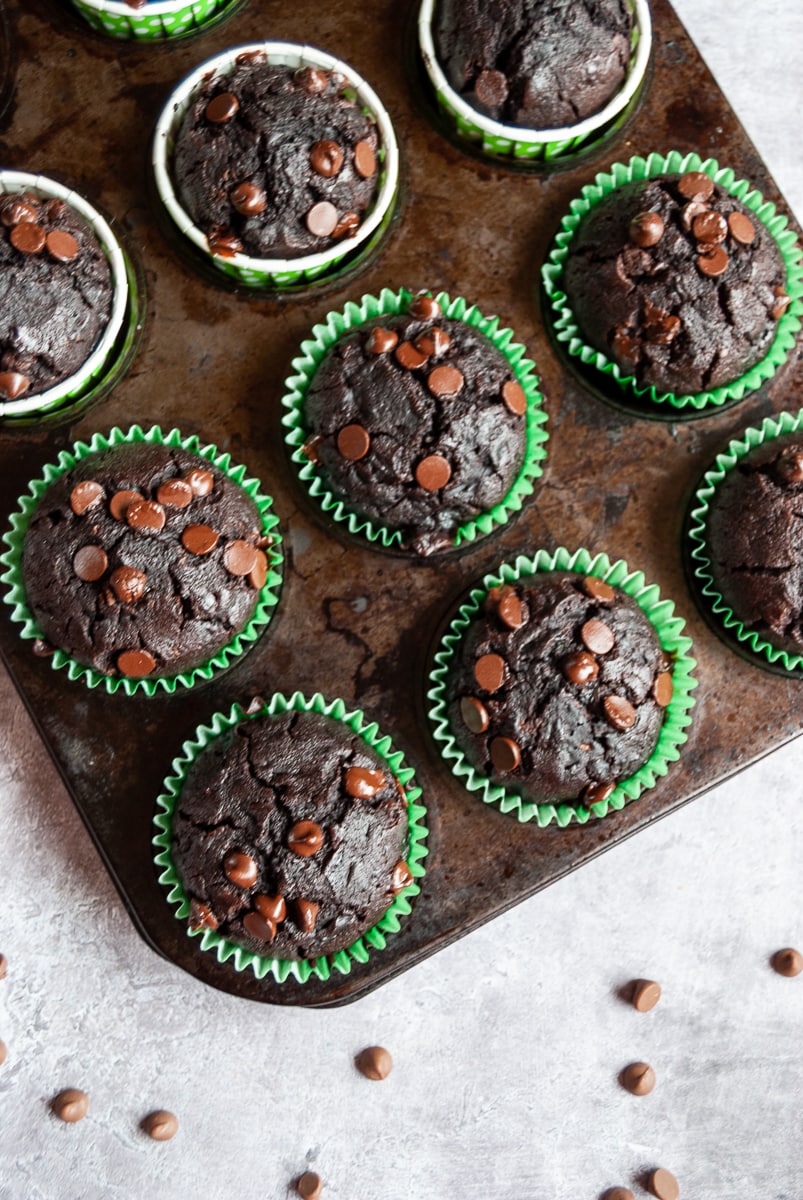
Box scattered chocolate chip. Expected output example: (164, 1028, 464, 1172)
(295, 66, 329, 94)
(127, 500, 166, 532)
(474, 67, 509, 107)
(776, 446, 803, 483)
(296, 1171, 323, 1200)
(32, 638, 54, 657)
(620, 1061, 656, 1095)
(230, 182, 267, 215)
(771, 947, 803, 977)
(44, 198, 66, 221)
(332, 211, 360, 239)
(681, 199, 709, 231)
(73, 545, 108, 582)
(69, 480, 104, 515)
(727, 211, 756, 245)
(653, 672, 673, 707)
(391, 860, 413, 892)
(254, 893, 286, 924)
(295, 899, 320, 932)
(563, 650, 599, 685)
(501, 379, 527, 416)
(248, 548, 268, 590)
(288, 820, 324, 857)
(51, 1088, 89, 1123)
(353, 140, 376, 178)
(645, 311, 681, 345)
(583, 576, 615, 603)
(188, 899, 218, 931)
(243, 911, 276, 942)
(0, 953, 6, 979)
(629, 211, 664, 247)
(395, 340, 429, 370)
(1, 198, 38, 226)
(692, 210, 727, 244)
(109, 489, 143, 521)
(46, 230, 79, 262)
(344, 766, 385, 799)
(581, 619, 615, 655)
(207, 229, 243, 258)
(579, 781, 615, 807)
(697, 245, 729, 277)
(415, 454, 451, 491)
(490, 585, 524, 630)
(612, 326, 641, 365)
(367, 327, 398, 354)
(302, 434, 323, 463)
(356, 1045, 393, 1081)
(306, 200, 338, 238)
(0, 371, 30, 400)
(155, 479, 193, 509)
(460, 695, 489, 734)
(223, 540, 258, 577)
(310, 140, 344, 178)
(415, 328, 451, 357)
(490, 736, 521, 773)
(603, 695, 637, 731)
(337, 423, 371, 461)
(647, 1168, 679, 1200)
(182, 524, 219, 556)
(772, 288, 791, 320)
(184, 468, 214, 497)
(474, 652, 505, 692)
(427, 364, 464, 398)
(630, 979, 662, 1012)
(141, 1110, 179, 1141)
(118, 649, 156, 678)
(601, 1190, 634, 1200)
(0, 1039, 6, 1066)
(224, 851, 258, 888)
(678, 171, 714, 201)
(409, 295, 441, 321)
(10, 222, 45, 254)
(205, 92, 239, 123)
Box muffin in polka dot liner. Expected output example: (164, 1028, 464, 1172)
(68, 0, 242, 42)
(1, 426, 282, 695)
(427, 548, 697, 827)
(281, 288, 548, 556)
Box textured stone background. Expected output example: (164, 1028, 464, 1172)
(1, 3, 802, 1198)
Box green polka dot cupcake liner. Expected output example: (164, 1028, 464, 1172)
(69, 0, 242, 41)
(427, 547, 697, 827)
(0, 424, 283, 696)
(687, 408, 803, 673)
(153, 691, 429, 985)
(417, 0, 651, 165)
(542, 150, 803, 413)
(280, 287, 549, 554)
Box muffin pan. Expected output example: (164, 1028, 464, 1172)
(0, 0, 800, 1007)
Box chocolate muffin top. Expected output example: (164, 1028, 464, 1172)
(22, 441, 273, 680)
(171, 57, 382, 260)
(561, 172, 789, 396)
(433, 0, 634, 129)
(300, 294, 529, 556)
(0, 191, 113, 403)
(446, 572, 673, 805)
(706, 432, 803, 656)
(171, 708, 413, 960)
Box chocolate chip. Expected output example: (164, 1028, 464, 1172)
(415, 328, 451, 357)
(1, 198, 38, 226)
(563, 650, 599, 685)
(51, 1088, 89, 1123)
(415, 454, 451, 491)
(189, 899, 218, 931)
(154, 479, 192, 509)
(612, 326, 641, 365)
(243, 911, 276, 942)
(141, 1110, 179, 1141)
(0, 371, 30, 400)
(295, 899, 319, 932)
(223, 540, 258, 577)
(583, 576, 615, 603)
(288, 820, 324, 857)
(73, 545, 108, 582)
(310, 140, 344, 178)
(127, 500, 166, 532)
(490, 736, 521, 772)
(391, 860, 413, 892)
(490, 585, 524, 630)
(681, 199, 709, 231)
(109, 489, 143, 521)
(630, 979, 662, 1011)
(46, 230, 79, 262)
(254, 893, 286, 924)
(460, 695, 489, 734)
(581, 619, 615, 655)
(645, 311, 681, 345)
(296, 1172, 323, 1200)
(579, 781, 615, 806)
(604, 695, 637, 731)
(474, 67, 509, 107)
(337, 423, 371, 461)
(45, 198, 66, 221)
(248, 548, 268, 590)
(601, 1189, 634, 1200)
(302, 434, 323, 463)
(118, 649, 156, 678)
(427, 365, 464, 397)
(108, 567, 146, 604)
(474, 652, 505, 692)
(205, 92, 239, 123)
(678, 171, 714, 201)
(409, 295, 441, 321)
(728, 211, 756, 245)
(367, 327, 398, 354)
(353, 140, 376, 179)
(772, 288, 791, 320)
(184, 468, 214, 497)
(224, 851, 258, 888)
(620, 1061, 655, 1095)
(207, 229, 243, 258)
(306, 200, 338, 238)
(230, 182, 267, 215)
(396, 340, 429, 371)
(629, 211, 664, 247)
(10, 222, 45, 254)
(295, 66, 329, 94)
(653, 672, 673, 707)
(501, 379, 527, 416)
(356, 1045, 393, 1081)
(332, 211, 360, 239)
(647, 1168, 679, 1200)
(0, 953, 7, 979)
(771, 947, 803, 977)
(697, 245, 729, 276)
(69, 480, 104, 515)
(344, 766, 385, 799)
(690, 210, 727, 245)
(182, 524, 219, 556)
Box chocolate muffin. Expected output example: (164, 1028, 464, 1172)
(432, 0, 634, 129)
(561, 171, 789, 396)
(171, 57, 382, 260)
(445, 572, 673, 805)
(299, 294, 530, 556)
(0, 190, 113, 403)
(171, 708, 414, 960)
(705, 432, 803, 656)
(21, 440, 274, 680)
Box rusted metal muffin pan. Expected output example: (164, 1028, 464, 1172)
(0, 0, 800, 1006)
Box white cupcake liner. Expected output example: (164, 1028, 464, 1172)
(0, 171, 129, 419)
(418, 0, 652, 163)
(152, 42, 400, 289)
(69, 0, 234, 41)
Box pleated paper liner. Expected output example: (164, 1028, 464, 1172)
(68, 0, 247, 41)
(0, 425, 283, 696)
(281, 287, 549, 556)
(153, 692, 429, 985)
(427, 547, 697, 827)
(541, 150, 803, 415)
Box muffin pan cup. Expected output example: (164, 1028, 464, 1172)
(0, 425, 284, 696)
(153, 691, 428, 984)
(280, 287, 549, 555)
(68, 0, 245, 41)
(427, 547, 697, 827)
(541, 150, 803, 414)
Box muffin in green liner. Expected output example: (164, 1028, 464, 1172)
(153, 692, 428, 985)
(0, 425, 283, 696)
(69, 0, 244, 42)
(281, 287, 548, 556)
(688, 409, 803, 673)
(542, 150, 802, 413)
(427, 548, 697, 827)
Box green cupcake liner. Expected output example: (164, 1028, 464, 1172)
(69, 0, 238, 40)
(0, 425, 283, 696)
(280, 287, 549, 552)
(541, 150, 803, 412)
(153, 691, 428, 984)
(688, 408, 803, 672)
(427, 547, 697, 827)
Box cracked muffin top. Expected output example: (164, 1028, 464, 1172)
(432, 0, 634, 129)
(0, 190, 113, 404)
(299, 293, 529, 557)
(706, 432, 803, 656)
(21, 441, 272, 680)
(445, 571, 674, 805)
(171, 707, 413, 960)
(561, 171, 789, 396)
